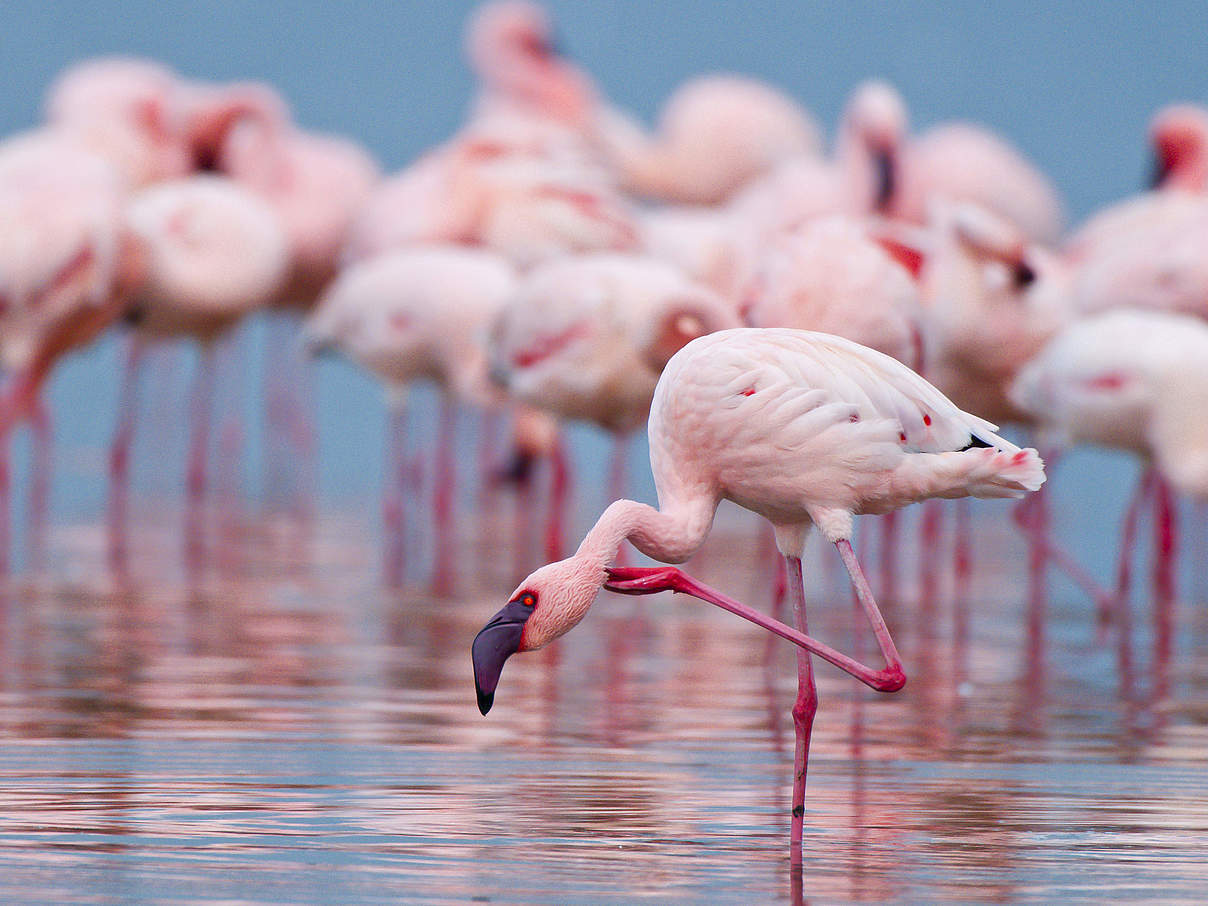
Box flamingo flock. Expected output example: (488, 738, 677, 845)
(1, 0, 1205, 859)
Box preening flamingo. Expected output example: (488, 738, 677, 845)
(595, 74, 822, 205)
(473, 327, 1045, 857)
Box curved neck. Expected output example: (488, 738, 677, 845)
(575, 495, 717, 572)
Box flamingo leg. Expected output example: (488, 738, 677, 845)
(186, 345, 217, 503)
(785, 555, 816, 862)
(108, 335, 145, 572)
(27, 395, 52, 572)
(1114, 468, 1157, 617)
(544, 434, 570, 562)
(0, 421, 8, 576)
(382, 396, 407, 587)
(431, 391, 458, 593)
(1150, 475, 1177, 602)
(605, 561, 906, 692)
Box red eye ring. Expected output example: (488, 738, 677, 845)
(519, 592, 537, 608)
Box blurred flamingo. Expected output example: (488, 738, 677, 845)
(473, 327, 1044, 860)
(0, 131, 139, 568)
(303, 245, 528, 589)
(595, 74, 822, 204)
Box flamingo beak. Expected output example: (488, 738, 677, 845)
(471, 598, 533, 715)
(872, 145, 896, 212)
(1148, 148, 1171, 189)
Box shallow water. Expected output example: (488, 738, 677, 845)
(2, 482, 1207, 905)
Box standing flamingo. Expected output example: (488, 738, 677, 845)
(304, 245, 522, 588)
(108, 175, 288, 567)
(487, 253, 738, 511)
(0, 130, 138, 569)
(473, 327, 1045, 858)
(1010, 309, 1208, 612)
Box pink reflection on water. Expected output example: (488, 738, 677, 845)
(0, 499, 1205, 901)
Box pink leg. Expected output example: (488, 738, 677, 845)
(186, 345, 217, 503)
(382, 402, 407, 588)
(1114, 469, 1157, 617)
(431, 393, 458, 594)
(952, 498, 972, 691)
(543, 434, 570, 562)
(262, 312, 316, 515)
(952, 498, 972, 592)
(27, 396, 52, 573)
(1150, 476, 1177, 602)
(476, 410, 502, 502)
(108, 336, 145, 572)
(0, 415, 9, 576)
(784, 555, 816, 864)
(605, 542, 907, 856)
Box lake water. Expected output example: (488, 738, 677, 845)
(2, 448, 1207, 905)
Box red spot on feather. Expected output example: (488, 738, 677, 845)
(1085, 372, 1130, 392)
(741, 387, 756, 397)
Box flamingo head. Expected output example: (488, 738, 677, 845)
(1148, 103, 1208, 191)
(472, 556, 605, 714)
(844, 80, 907, 212)
(465, 1, 595, 126)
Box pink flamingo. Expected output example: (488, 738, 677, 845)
(739, 215, 928, 597)
(0, 130, 137, 568)
(1066, 103, 1208, 260)
(487, 253, 738, 512)
(214, 108, 380, 509)
(465, 0, 597, 131)
(473, 327, 1045, 858)
(595, 74, 822, 205)
(734, 80, 1065, 246)
(108, 175, 289, 563)
(304, 245, 524, 588)
(42, 57, 196, 187)
(1010, 309, 1208, 615)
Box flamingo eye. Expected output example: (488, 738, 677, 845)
(517, 592, 537, 608)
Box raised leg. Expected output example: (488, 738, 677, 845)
(605, 558, 906, 692)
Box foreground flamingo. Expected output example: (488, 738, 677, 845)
(473, 327, 1045, 858)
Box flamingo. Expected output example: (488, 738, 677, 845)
(0, 130, 139, 568)
(1065, 103, 1208, 260)
(735, 80, 1065, 247)
(487, 253, 739, 507)
(739, 215, 928, 598)
(303, 245, 524, 588)
(1010, 309, 1208, 612)
(108, 175, 289, 562)
(594, 74, 822, 205)
(473, 327, 1045, 857)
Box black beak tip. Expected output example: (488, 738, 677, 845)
(476, 688, 495, 715)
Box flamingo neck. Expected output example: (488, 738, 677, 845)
(574, 495, 717, 572)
